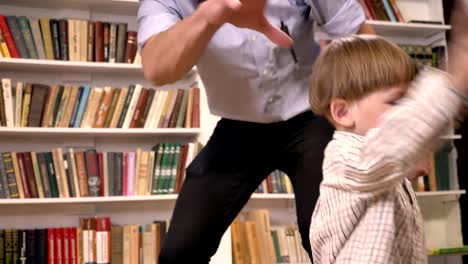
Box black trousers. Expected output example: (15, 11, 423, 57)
(159, 111, 334, 263)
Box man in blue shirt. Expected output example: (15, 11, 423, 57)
(138, 0, 373, 262)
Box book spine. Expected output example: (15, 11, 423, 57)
(5, 16, 29, 58)
(17, 16, 38, 59)
(0, 15, 19, 58)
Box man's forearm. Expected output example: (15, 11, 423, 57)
(141, 5, 220, 86)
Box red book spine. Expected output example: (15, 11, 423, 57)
(94, 21, 103, 62)
(55, 228, 63, 264)
(62, 227, 70, 264)
(0, 15, 19, 58)
(48, 228, 55, 264)
(174, 145, 188, 193)
(69, 227, 77, 264)
(23, 152, 38, 198)
(191, 88, 200, 128)
(16, 153, 31, 198)
(98, 152, 104, 197)
(124, 31, 137, 63)
(266, 175, 273, 193)
(364, 0, 377, 19)
(129, 88, 149, 128)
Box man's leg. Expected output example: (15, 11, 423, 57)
(278, 112, 334, 261)
(159, 118, 278, 263)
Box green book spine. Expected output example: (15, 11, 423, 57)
(151, 144, 163, 195)
(271, 230, 282, 263)
(164, 144, 176, 194)
(2, 153, 19, 198)
(168, 144, 181, 194)
(4, 230, 12, 264)
(45, 152, 59, 197)
(158, 144, 171, 194)
(17, 16, 38, 59)
(50, 86, 64, 127)
(431, 246, 468, 255)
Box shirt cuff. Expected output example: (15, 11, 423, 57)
(320, 0, 366, 37)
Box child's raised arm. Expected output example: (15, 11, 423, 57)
(334, 0, 468, 192)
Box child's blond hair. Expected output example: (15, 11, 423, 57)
(309, 35, 417, 121)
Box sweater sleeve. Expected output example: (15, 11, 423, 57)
(336, 69, 468, 193)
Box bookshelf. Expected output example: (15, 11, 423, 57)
(0, 0, 140, 15)
(0, 0, 230, 263)
(0, 58, 142, 74)
(365, 20, 451, 39)
(0, 0, 465, 264)
(0, 127, 202, 137)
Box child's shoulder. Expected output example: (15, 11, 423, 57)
(324, 130, 377, 164)
(327, 131, 366, 151)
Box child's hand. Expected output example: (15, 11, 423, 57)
(407, 158, 430, 181)
(448, 0, 468, 94)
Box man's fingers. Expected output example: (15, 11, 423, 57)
(224, 0, 242, 11)
(259, 18, 293, 48)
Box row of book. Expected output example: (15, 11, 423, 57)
(0, 79, 200, 129)
(0, 216, 170, 264)
(255, 170, 293, 194)
(231, 210, 310, 264)
(400, 45, 445, 70)
(319, 41, 446, 70)
(0, 142, 203, 199)
(359, 0, 405, 22)
(0, 15, 138, 63)
(253, 148, 452, 195)
(0, 143, 451, 199)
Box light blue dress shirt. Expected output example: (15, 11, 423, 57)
(137, 0, 365, 123)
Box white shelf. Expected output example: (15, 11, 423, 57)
(0, 0, 139, 15)
(0, 191, 463, 206)
(253, 191, 467, 199)
(0, 58, 142, 75)
(367, 20, 451, 39)
(415, 190, 465, 197)
(0, 195, 178, 205)
(0, 127, 202, 137)
(251, 193, 295, 199)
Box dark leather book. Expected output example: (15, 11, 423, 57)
(49, 19, 61, 60)
(94, 21, 103, 62)
(124, 31, 137, 63)
(28, 84, 49, 127)
(58, 19, 68, 60)
(85, 149, 100, 197)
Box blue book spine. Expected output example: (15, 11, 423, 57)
(382, 0, 397, 22)
(73, 85, 91, 128)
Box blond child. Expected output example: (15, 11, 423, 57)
(307, 4, 468, 263)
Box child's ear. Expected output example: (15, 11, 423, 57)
(330, 98, 355, 128)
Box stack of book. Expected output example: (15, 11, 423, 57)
(0, 15, 138, 63)
(0, 78, 200, 129)
(0, 216, 170, 264)
(0, 142, 203, 199)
